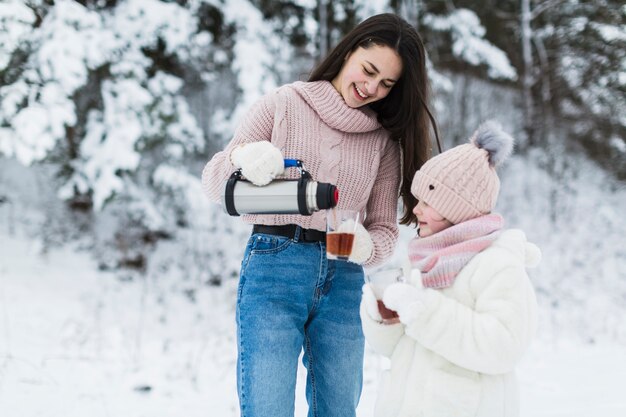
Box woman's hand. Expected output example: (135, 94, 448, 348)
(336, 220, 373, 264)
(230, 141, 284, 186)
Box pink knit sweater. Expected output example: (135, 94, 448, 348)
(201, 80, 400, 266)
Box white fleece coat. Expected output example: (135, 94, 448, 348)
(361, 229, 540, 417)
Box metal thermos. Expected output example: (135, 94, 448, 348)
(222, 159, 339, 216)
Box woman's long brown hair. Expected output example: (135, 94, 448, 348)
(309, 13, 441, 226)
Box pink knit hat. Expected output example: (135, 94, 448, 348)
(411, 121, 514, 224)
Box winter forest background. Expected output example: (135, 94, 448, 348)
(1, 0, 625, 416)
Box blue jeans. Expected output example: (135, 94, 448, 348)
(236, 227, 365, 417)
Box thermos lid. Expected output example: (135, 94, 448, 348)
(316, 183, 339, 210)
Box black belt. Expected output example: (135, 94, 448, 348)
(252, 224, 326, 243)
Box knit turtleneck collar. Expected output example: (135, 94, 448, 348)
(289, 80, 381, 133)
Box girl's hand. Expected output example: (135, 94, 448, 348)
(361, 284, 383, 322)
(382, 282, 426, 325)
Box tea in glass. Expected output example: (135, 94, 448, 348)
(326, 209, 359, 260)
(366, 267, 405, 324)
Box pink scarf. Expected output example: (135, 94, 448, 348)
(408, 214, 504, 288)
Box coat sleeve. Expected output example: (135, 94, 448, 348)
(360, 301, 405, 358)
(363, 138, 400, 266)
(201, 93, 277, 203)
(403, 258, 538, 375)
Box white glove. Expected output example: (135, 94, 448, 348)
(337, 219, 373, 264)
(230, 141, 284, 186)
(382, 282, 426, 325)
(350, 222, 374, 264)
(361, 284, 383, 322)
(409, 267, 423, 288)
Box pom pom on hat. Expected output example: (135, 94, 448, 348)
(410, 120, 515, 224)
(470, 120, 514, 167)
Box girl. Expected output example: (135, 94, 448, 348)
(361, 121, 540, 417)
(201, 13, 439, 417)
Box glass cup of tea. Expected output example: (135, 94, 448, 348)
(365, 267, 405, 324)
(326, 209, 360, 261)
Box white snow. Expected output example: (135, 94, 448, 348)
(1, 233, 626, 416)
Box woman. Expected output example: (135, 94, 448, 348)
(202, 13, 440, 417)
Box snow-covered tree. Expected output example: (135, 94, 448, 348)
(0, 0, 313, 272)
(0, 0, 208, 211)
(423, 8, 517, 81)
(446, 0, 625, 175)
(544, 0, 626, 179)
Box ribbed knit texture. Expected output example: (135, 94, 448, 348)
(408, 214, 504, 288)
(201, 80, 401, 266)
(411, 144, 500, 224)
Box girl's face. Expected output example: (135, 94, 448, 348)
(331, 45, 403, 108)
(413, 200, 453, 237)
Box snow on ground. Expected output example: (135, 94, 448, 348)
(1, 233, 625, 417)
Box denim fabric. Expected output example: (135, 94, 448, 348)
(236, 227, 365, 417)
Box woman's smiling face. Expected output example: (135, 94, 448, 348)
(331, 44, 403, 108)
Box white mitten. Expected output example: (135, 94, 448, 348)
(230, 141, 284, 186)
(382, 282, 426, 325)
(337, 219, 373, 264)
(409, 267, 424, 288)
(361, 284, 383, 322)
